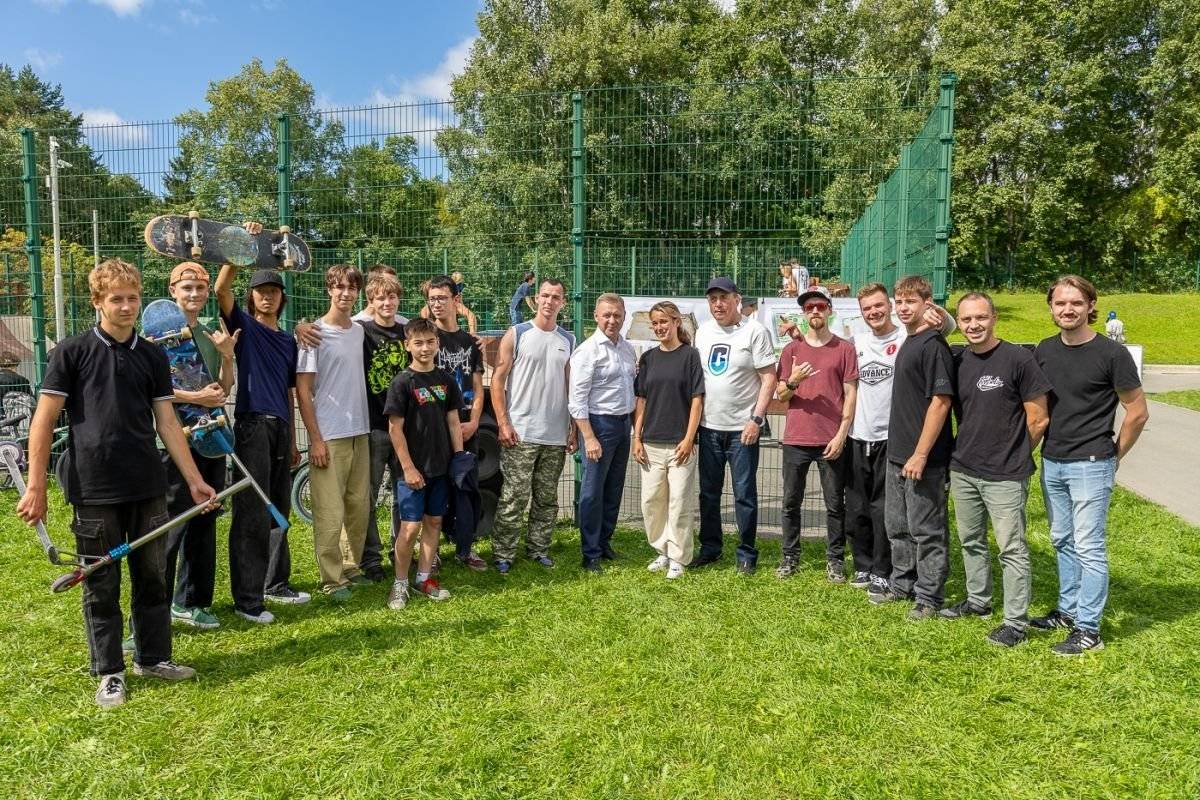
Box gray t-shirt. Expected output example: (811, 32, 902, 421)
(506, 321, 575, 445)
(296, 319, 370, 441)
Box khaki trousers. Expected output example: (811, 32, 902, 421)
(309, 434, 371, 593)
(640, 441, 697, 565)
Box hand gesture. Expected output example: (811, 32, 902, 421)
(206, 319, 240, 359)
(789, 361, 819, 384)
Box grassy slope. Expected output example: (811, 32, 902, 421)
(1, 482, 1198, 799)
(944, 292, 1200, 364)
(1149, 389, 1200, 412)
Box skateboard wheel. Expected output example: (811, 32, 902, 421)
(279, 225, 291, 234)
(188, 210, 200, 219)
(284, 258, 295, 269)
(190, 246, 202, 257)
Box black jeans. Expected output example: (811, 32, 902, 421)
(697, 427, 760, 564)
(846, 438, 889, 578)
(884, 460, 950, 607)
(229, 414, 293, 614)
(161, 448, 227, 609)
(780, 444, 849, 565)
(362, 428, 400, 571)
(72, 497, 171, 675)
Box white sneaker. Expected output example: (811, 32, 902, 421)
(95, 672, 127, 709)
(235, 608, 275, 625)
(387, 581, 410, 610)
(666, 560, 685, 580)
(132, 660, 196, 681)
(647, 555, 669, 572)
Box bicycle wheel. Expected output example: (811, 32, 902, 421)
(290, 465, 313, 524)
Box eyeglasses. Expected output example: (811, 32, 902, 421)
(803, 302, 830, 313)
(426, 295, 452, 305)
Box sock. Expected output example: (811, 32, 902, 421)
(415, 571, 430, 584)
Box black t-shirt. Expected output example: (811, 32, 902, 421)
(952, 341, 1052, 481)
(887, 328, 955, 467)
(383, 367, 463, 478)
(435, 328, 484, 423)
(41, 326, 173, 505)
(634, 345, 705, 443)
(1036, 333, 1141, 461)
(360, 320, 408, 431)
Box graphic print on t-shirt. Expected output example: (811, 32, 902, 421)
(708, 343, 731, 376)
(976, 375, 1004, 392)
(366, 337, 408, 396)
(415, 384, 449, 404)
(857, 360, 893, 386)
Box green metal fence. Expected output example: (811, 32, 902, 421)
(1, 74, 955, 385)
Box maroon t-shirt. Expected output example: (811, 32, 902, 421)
(776, 335, 859, 446)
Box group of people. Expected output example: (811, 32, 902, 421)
(14, 246, 1147, 708)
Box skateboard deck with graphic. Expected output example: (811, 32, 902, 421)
(144, 212, 311, 272)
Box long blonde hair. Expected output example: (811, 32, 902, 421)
(649, 301, 690, 345)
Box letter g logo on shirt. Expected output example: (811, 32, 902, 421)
(708, 344, 730, 376)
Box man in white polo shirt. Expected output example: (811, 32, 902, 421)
(691, 277, 777, 574)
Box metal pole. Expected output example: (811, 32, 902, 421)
(570, 91, 586, 523)
(630, 244, 636, 295)
(48, 136, 66, 342)
(92, 208, 100, 266)
(276, 114, 294, 331)
(20, 128, 47, 387)
(933, 73, 957, 304)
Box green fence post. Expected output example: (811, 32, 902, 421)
(276, 113, 294, 330)
(933, 73, 957, 303)
(20, 128, 47, 387)
(897, 145, 910, 277)
(571, 90, 586, 523)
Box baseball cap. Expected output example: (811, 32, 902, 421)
(249, 269, 285, 289)
(706, 277, 739, 295)
(169, 262, 210, 285)
(797, 285, 832, 307)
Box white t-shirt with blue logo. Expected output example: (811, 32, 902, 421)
(694, 318, 777, 431)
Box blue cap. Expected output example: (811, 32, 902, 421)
(706, 276, 738, 294)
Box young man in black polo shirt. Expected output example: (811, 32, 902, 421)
(216, 229, 307, 623)
(879, 275, 955, 620)
(17, 259, 218, 709)
(1030, 275, 1148, 655)
(941, 292, 1051, 647)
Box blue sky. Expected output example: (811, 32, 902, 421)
(3, 0, 484, 126)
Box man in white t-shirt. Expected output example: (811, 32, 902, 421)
(845, 282, 954, 602)
(692, 277, 778, 574)
(296, 264, 372, 601)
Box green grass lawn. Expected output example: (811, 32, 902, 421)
(1, 482, 1198, 799)
(944, 292, 1200, 364)
(1149, 389, 1200, 412)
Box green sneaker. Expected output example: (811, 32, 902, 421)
(330, 587, 353, 603)
(171, 604, 220, 630)
(348, 573, 373, 586)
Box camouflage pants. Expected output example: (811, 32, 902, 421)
(492, 442, 566, 561)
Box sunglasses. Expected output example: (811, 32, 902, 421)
(803, 302, 830, 313)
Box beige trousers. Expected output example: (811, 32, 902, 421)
(640, 441, 697, 565)
(309, 434, 371, 592)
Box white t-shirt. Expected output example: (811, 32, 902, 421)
(296, 319, 370, 441)
(849, 325, 907, 442)
(695, 318, 776, 431)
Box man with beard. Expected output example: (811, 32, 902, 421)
(773, 286, 858, 582)
(1030, 275, 1147, 655)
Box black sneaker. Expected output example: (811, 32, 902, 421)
(938, 599, 994, 619)
(1052, 628, 1105, 656)
(775, 558, 800, 579)
(849, 571, 872, 588)
(907, 603, 938, 621)
(1029, 608, 1075, 630)
(688, 552, 722, 570)
(867, 578, 905, 605)
(826, 561, 847, 585)
(581, 557, 603, 574)
(987, 624, 1028, 648)
(364, 566, 387, 583)
(735, 559, 756, 576)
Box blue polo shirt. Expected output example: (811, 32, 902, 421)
(222, 303, 297, 420)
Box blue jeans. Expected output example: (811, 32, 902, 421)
(1041, 457, 1117, 633)
(578, 414, 631, 560)
(698, 427, 760, 564)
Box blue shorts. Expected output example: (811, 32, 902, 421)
(395, 475, 449, 522)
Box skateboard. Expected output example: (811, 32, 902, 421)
(141, 299, 233, 460)
(144, 212, 311, 272)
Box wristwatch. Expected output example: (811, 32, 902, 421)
(750, 414, 765, 427)
(785, 378, 799, 390)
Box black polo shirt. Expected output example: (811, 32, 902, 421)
(41, 326, 173, 505)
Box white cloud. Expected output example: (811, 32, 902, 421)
(79, 108, 150, 144)
(88, 0, 151, 16)
(366, 36, 476, 106)
(24, 48, 63, 71)
(178, 7, 214, 24)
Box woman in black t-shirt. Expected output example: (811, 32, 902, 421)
(632, 302, 705, 579)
